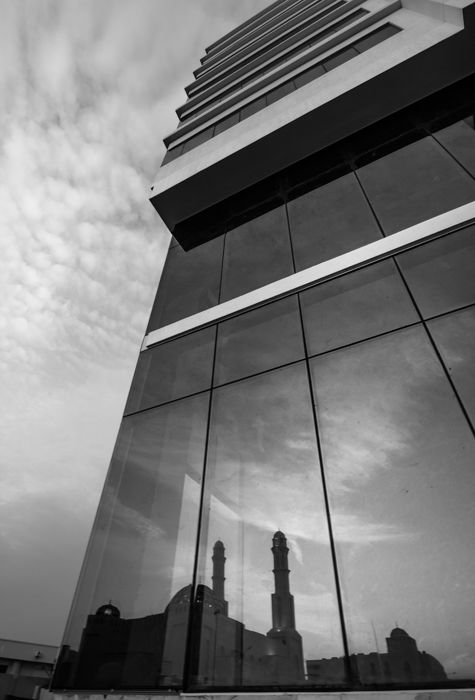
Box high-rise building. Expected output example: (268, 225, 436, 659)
(51, 0, 475, 696)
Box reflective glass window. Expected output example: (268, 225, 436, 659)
(353, 23, 400, 53)
(357, 136, 475, 235)
(182, 126, 214, 153)
(214, 295, 304, 386)
(300, 259, 418, 356)
(191, 364, 346, 688)
(428, 306, 475, 425)
(397, 226, 475, 318)
(147, 236, 224, 331)
(288, 172, 382, 272)
(310, 326, 475, 685)
(240, 96, 267, 120)
(125, 326, 215, 414)
(323, 47, 358, 71)
(220, 205, 293, 302)
(214, 112, 239, 135)
(294, 62, 325, 88)
(433, 118, 475, 178)
(266, 80, 295, 105)
(53, 394, 210, 690)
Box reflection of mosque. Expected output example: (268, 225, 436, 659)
(56, 531, 446, 689)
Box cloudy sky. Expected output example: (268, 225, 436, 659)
(0, 0, 269, 646)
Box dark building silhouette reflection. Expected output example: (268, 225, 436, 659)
(56, 531, 447, 689)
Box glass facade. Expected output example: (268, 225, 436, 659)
(150, 120, 475, 331)
(53, 214, 475, 690)
(53, 26, 475, 696)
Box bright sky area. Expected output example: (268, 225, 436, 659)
(0, 0, 269, 647)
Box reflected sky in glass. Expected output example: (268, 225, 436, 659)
(214, 295, 304, 386)
(357, 136, 475, 235)
(125, 326, 215, 413)
(428, 306, 475, 426)
(288, 172, 381, 272)
(433, 118, 475, 178)
(61, 393, 209, 656)
(300, 259, 418, 356)
(147, 236, 223, 330)
(220, 205, 293, 302)
(196, 363, 345, 686)
(311, 326, 475, 681)
(397, 227, 475, 318)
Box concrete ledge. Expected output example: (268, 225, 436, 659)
(40, 688, 475, 700)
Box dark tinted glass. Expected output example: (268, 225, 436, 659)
(192, 364, 346, 688)
(300, 259, 418, 355)
(323, 47, 358, 71)
(214, 111, 240, 135)
(125, 326, 215, 414)
(294, 62, 325, 88)
(428, 306, 475, 424)
(182, 126, 214, 153)
(397, 226, 475, 318)
(53, 394, 209, 690)
(288, 172, 382, 271)
(353, 24, 400, 53)
(266, 80, 295, 105)
(147, 236, 224, 331)
(240, 96, 266, 120)
(214, 295, 304, 385)
(310, 326, 475, 685)
(162, 144, 183, 165)
(220, 205, 293, 302)
(357, 136, 475, 235)
(433, 118, 475, 177)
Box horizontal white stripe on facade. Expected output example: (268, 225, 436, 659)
(142, 200, 475, 351)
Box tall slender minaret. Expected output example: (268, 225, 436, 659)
(270, 531, 296, 631)
(212, 540, 226, 602)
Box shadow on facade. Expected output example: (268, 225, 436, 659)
(54, 531, 446, 689)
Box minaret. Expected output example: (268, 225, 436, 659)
(212, 540, 226, 602)
(270, 530, 296, 631)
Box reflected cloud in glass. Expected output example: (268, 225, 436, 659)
(310, 326, 475, 682)
(194, 363, 345, 687)
(55, 394, 210, 690)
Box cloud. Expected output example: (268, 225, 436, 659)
(0, 0, 270, 644)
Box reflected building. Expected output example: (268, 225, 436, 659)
(52, 0, 475, 696)
(59, 534, 305, 688)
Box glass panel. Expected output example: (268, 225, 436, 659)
(52, 394, 210, 690)
(353, 24, 400, 54)
(220, 205, 293, 302)
(240, 96, 267, 120)
(214, 295, 304, 386)
(433, 118, 475, 177)
(266, 80, 295, 105)
(397, 226, 475, 318)
(147, 236, 224, 331)
(323, 47, 358, 72)
(214, 112, 240, 135)
(310, 326, 475, 685)
(182, 126, 214, 153)
(125, 326, 215, 414)
(300, 259, 419, 356)
(428, 306, 475, 425)
(357, 135, 475, 235)
(191, 364, 346, 689)
(294, 62, 325, 89)
(288, 172, 382, 272)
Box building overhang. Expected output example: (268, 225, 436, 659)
(150, 0, 475, 250)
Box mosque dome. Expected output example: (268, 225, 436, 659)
(390, 627, 410, 637)
(95, 603, 120, 618)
